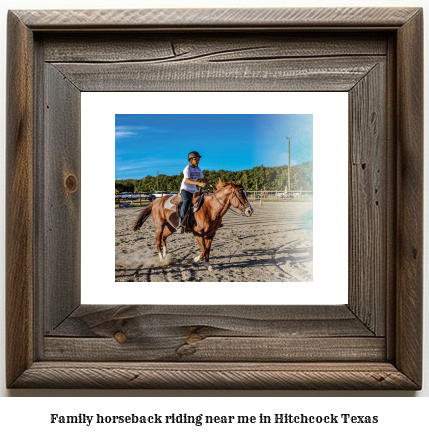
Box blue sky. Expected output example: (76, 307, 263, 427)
(115, 114, 312, 179)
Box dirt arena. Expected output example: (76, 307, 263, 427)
(115, 201, 313, 282)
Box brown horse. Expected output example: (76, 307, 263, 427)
(133, 180, 253, 271)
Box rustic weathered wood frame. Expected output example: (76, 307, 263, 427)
(6, 8, 423, 389)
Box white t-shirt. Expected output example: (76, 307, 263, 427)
(180, 164, 204, 193)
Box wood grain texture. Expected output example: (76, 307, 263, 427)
(43, 64, 81, 333)
(384, 34, 398, 364)
(47, 305, 375, 338)
(44, 337, 385, 362)
(13, 8, 420, 29)
(52, 56, 383, 92)
(348, 61, 386, 335)
(11, 362, 419, 390)
(395, 9, 423, 387)
(44, 305, 380, 362)
(33, 38, 47, 361)
(6, 11, 35, 388)
(6, 8, 423, 390)
(42, 33, 388, 63)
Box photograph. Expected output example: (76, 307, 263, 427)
(115, 114, 313, 283)
(81, 91, 347, 305)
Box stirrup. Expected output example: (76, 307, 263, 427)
(176, 219, 185, 234)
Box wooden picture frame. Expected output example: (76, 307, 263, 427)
(6, 7, 423, 389)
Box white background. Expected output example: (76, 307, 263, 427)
(0, 0, 428, 431)
(82, 92, 348, 305)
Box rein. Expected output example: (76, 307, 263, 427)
(212, 188, 250, 216)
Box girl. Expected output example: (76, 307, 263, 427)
(177, 151, 214, 234)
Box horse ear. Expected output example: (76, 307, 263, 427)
(237, 180, 242, 186)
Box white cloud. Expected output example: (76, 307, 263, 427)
(116, 162, 152, 172)
(115, 158, 184, 172)
(115, 130, 137, 139)
(115, 125, 169, 141)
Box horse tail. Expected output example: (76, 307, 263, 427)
(133, 202, 155, 231)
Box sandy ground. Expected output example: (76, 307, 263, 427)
(115, 201, 313, 282)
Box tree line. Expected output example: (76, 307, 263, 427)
(115, 161, 313, 193)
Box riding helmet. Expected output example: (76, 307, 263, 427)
(188, 151, 202, 161)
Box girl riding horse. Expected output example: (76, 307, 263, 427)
(133, 178, 253, 271)
(177, 151, 214, 234)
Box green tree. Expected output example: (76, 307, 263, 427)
(116, 161, 313, 194)
(115, 179, 136, 193)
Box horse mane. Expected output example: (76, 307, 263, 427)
(215, 179, 243, 190)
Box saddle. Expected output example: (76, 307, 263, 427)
(170, 191, 203, 208)
(169, 192, 205, 230)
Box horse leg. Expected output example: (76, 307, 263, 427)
(194, 235, 215, 272)
(203, 236, 214, 271)
(161, 224, 174, 260)
(155, 221, 166, 261)
(193, 235, 206, 263)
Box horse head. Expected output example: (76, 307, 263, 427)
(215, 179, 254, 217)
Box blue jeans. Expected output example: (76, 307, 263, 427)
(180, 190, 193, 220)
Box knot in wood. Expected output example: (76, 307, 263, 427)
(186, 333, 203, 344)
(114, 331, 128, 343)
(64, 174, 78, 193)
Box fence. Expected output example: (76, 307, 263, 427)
(115, 193, 153, 207)
(247, 190, 313, 202)
(115, 190, 313, 207)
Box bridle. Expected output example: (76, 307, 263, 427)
(212, 187, 252, 216)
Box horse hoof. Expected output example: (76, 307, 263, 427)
(204, 261, 214, 272)
(194, 255, 203, 263)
